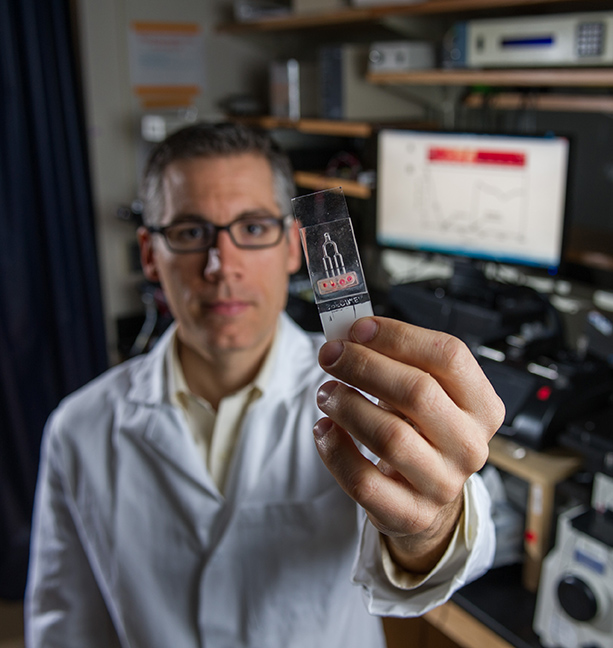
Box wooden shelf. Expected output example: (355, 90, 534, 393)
(229, 116, 374, 138)
(229, 115, 441, 137)
(293, 118, 373, 138)
(464, 91, 613, 113)
(424, 600, 514, 648)
(293, 171, 372, 199)
(367, 67, 613, 87)
(217, 0, 612, 34)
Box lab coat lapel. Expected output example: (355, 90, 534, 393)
(126, 324, 173, 406)
(124, 324, 222, 498)
(142, 405, 222, 499)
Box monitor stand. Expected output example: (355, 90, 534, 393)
(446, 258, 495, 306)
(387, 258, 550, 349)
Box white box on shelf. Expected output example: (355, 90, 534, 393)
(368, 40, 435, 72)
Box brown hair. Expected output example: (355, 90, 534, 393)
(140, 122, 296, 226)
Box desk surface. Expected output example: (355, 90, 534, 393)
(454, 564, 542, 648)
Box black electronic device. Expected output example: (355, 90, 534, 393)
(477, 347, 613, 450)
(559, 405, 613, 476)
(387, 274, 552, 349)
(583, 309, 613, 367)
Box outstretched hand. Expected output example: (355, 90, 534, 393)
(314, 316, 505, 574)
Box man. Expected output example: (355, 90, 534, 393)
(26, 122, 504, 647)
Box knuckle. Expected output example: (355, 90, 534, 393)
(405, 372, 440, 417)
(493, 395, 506, 430)
(458, 432, 490, 472)
(430, 470, 463, 509)
(438, 333, 473, 376)
(479, 389, 506, 436)
(347, 470, 380, 506)
(377, 417, 414, 464)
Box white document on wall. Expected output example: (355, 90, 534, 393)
(128, 22, 205, 108)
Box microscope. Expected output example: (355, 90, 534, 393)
(534, 471, 613, 648)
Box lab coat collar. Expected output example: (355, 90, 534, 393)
(126, 323, 176, 406)
(123, 312, 324, 499)
(126, 313, 324, 409)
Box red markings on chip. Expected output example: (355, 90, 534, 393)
(317, 272, 358, 295)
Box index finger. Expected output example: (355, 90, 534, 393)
(343, 316, 503, 418)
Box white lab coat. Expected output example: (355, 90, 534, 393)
(26, 313, 495, 648)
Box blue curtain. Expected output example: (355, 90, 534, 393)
(0, 0, 108, 598)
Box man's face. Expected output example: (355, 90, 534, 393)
(138, 153, 302, 361)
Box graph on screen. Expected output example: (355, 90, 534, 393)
(377, 130, 569, 270)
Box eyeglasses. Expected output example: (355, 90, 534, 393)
(147, 213, 293, 253)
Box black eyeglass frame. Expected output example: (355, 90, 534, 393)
(146, 213, 294, 254)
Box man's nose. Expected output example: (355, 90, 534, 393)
(202, 230, 241, 281)
(203, 248, 221, 279)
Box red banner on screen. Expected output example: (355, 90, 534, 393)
(428, 147, 526, 167)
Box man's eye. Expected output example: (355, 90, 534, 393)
(175, 225, 206, 240)
(239, 220, 271, 237)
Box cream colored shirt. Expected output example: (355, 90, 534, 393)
(166, 328, 279, 494)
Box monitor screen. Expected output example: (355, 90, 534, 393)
(376, 129, 570, 273)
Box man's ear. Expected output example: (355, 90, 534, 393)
(137, 226, 160, 283)
(286, 220, 303, 275)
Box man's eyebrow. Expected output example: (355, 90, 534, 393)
(234, 209, 278, 218)
(168, 209, 278, 224)
(168, 213, 208, 224)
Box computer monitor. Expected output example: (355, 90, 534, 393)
(376, 129, 570, 275)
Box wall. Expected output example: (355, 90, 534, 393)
(75, 0, 272, 362)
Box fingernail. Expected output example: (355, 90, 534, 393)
(313, 417, 333, 439)
(352, 317, 378, 343)
(316, 382, 338, 407)
(319, 340, 344, 367)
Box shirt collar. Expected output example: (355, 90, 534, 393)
(166, 320, 281, 408)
